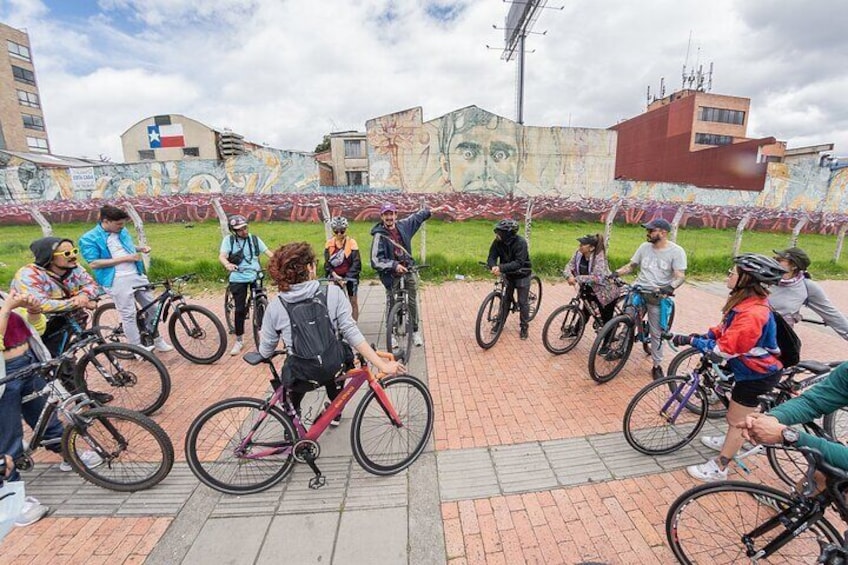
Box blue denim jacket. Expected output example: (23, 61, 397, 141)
(79, 224, 144, 288)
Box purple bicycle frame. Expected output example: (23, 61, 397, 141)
(660, 372, 701, 422)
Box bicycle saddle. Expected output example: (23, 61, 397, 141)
(242, 350, 285, 365)
(795, 360, 832, 375)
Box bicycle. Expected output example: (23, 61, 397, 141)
(2, 350, 174, 492)
(666, 446, 848, 564)
(386, 264, 428, 363)
(93, 273, 227, 365)
(45, 311, 171, 416)
(223, 266, 268, 348)
(542, 279, 624, 355)
(587, 280, 676, 383)
(185, 349, 434, 494)
(474, 263, 543, 349)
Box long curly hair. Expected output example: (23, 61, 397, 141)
(268, 242, 316, 292)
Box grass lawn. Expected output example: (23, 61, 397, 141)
(1, 219, 847, 289)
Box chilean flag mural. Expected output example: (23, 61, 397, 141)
(147, 124, 185, 148)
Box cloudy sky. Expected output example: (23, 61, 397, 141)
(2, 0, 846, 162)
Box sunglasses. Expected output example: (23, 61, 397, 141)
(53, 247, 79, 258)
(333, 229, 346, 234)
(726, 269, 736, 277)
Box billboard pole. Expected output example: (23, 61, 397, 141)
(517, 34, 526, 124)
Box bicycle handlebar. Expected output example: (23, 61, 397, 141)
(138, 273, 196, 290)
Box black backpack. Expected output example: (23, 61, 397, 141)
(227, 234, 258, 266)
(772, 309, 802, 368)
(279, 285, 347, 390)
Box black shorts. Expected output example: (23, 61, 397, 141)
(345, 279, 359, 297)
(731, 373, 781, 407)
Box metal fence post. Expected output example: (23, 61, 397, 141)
(732, 212, 752, 257)
(124, 203, 150, 271)
(29, 206, 52, 237)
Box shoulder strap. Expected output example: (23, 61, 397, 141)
(250, 235, 258, 257)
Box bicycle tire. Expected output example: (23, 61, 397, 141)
(765, 425, 820, 487)
(475, 291, 506, 349)
(386, 301, 414, 363)
(62, 406, 174, 492)
(185, 397, 297, 495)
(588, 314, 635, 383)
(91, 302, 135, 359)
(542, 304, 586, 355)
(168, 304, 227, 364)
(351, 375, 434, 475)
(823, 407, 848, 443)
(223, 286, 236, 334)
(527, 275, 543, 322)
(623, 376, 708, 455)
(666, 347, 728, 420)
(666, 481, 842, 564)
(73, 343, 171, 416)
(252, 296, 267, 349)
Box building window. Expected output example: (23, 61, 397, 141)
(698, 106, 745, 125)
(17, 90, 40, 108)
(7, 40, 31, 61)
(695, 133, 733, 146)
(183, 147, 200, 157)
(12, 65, 36, 86)
(346, 171, 365, 185)
(154, 115, 171, 126)
(22, 113, 45, 131)
(138, 150, 155, 160)
(344, 139, 363, 158)
(26, 137, 49, 152)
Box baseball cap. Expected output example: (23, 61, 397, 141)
(773, 247, 811, 271)
(380, 203, 397, 214)
(642, 218, 672, 232)
(577, 234, 599, 246)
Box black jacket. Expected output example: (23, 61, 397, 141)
(487, 232, 531, 282)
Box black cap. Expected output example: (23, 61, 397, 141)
(577, 234, 599, 246)
(773, 247, 811, 271)
(642, 218, 672, 232)
(30, 237, 74, 267)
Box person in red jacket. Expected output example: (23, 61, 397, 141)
(671, 254, 787, 481)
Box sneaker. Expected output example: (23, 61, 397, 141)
(59, 450, 104, 472)
(519, 327, 529, 340)
(413, 331, 424, 347)
(139, 344, 156, 352)
(153, 337, 174, 352)
(652, 366, 665, 380)
(686, 458, 728, 482)
(89, 390, 114, 405)
(700, 435, 755, 453)
(14, 497, 49, 527)
(325, 401, 342, 427)
(229, 340, 244, 356)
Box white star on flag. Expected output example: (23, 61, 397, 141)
(148, 129, 161, 144)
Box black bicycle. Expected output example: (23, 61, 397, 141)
(542, 280, 624, 355)
(3, 349, 174, 492)
(475, 263, 543, 349)
(223, 267, 268, 348)
(93, 273, 227, 365)
(386, 265, 427, 364)
(666, 446, 848, 564)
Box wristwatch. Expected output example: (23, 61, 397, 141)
(781, 427, 800, 446)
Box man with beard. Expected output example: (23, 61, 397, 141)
(613, 219, 687, 380)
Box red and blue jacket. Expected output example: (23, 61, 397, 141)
(690, 296, 783, 381)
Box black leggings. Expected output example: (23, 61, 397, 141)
(229, 282, 250, 337)
(290, 381, 342, 414)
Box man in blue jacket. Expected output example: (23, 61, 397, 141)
(370, 202, 436, 347)
(79, 205, 173, 352)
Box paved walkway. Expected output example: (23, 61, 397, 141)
(1, 278, 847, 564)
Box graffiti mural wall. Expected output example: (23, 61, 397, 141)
(0, 148, 318, 204)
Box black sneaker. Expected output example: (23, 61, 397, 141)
(519, 327, 529, 340)
(89, 390, 115, 405)
(651, 366, 665, 380)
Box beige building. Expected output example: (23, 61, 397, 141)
(121, 114, 220, 162)
(0, 22, 50, 153)
(319, 131, 368, 186)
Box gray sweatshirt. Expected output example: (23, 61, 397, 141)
(769, 277, 848, 340)
(258, 280, 365, 359)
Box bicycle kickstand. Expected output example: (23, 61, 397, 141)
(303, 452, 326, 490)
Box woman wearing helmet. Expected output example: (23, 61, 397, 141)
(218, 214, 273, 355)
(670, 253, 787, 481)
(486, 219, 532, 339)
(324, 216, 362, 320)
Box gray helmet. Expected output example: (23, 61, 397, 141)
(228, 214, 248, 232)
(733, 253, 787, 284)
(330, 216, 349, 231)
(494, 219, 519, 234)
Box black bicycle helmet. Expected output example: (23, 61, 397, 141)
(733, 253, 787, 284)
(228, 214, 248, 232)
(330, 216, 349, 231)
(494, 219, 519, 234)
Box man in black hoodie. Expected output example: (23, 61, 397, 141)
(486, 219, 532, 339)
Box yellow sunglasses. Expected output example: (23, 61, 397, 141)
(53, 247, 80, 258)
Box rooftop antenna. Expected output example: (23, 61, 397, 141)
(681, 30, 693, 89)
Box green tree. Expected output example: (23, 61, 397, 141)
(314, 134, 330, 153)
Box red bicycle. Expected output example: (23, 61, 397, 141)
(184, 350, 434, 494)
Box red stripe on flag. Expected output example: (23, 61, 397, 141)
(160, 136, 185, 148)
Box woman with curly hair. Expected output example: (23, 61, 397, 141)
(258, 242, 404, 425)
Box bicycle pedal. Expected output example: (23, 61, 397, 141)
(308, 475, 326, 490)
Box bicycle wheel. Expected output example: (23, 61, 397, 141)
(588, 314, 635, 383)
(765, 428, 814, 487)
(223, 286, 236, 334)
(667, 347, 728, 420)
(251, 296, 267, 349)
(823, 407, 848, 442)
(73, 343, 171, 416)
(168, 304, 227, 364)
(386, 301, 414, 363)
(351, 375, 434, 475)
(475, 291, 506, 349)
(185, 397, 297, 495)
(527, 275, 543, 322)
(91, 302, 136, 359)
(666, 481, 841, 564)
(542, 304, 586, 355)
(62, 406, 174, 492)
(623, 376, 708, 455)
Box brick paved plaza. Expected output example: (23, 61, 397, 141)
(2, 279, 847, 564)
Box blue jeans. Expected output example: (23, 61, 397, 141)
(0, 349, 64, 481)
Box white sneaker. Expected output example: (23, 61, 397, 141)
(59, 450, 104, 472)
(14, 496, 49, 527)
(700, 435, 755, 453)
(154, 337, 174, 352)
(686, 458, 728, 482)
(413, 331, 424, 347)
(230, 340, 244, 356)
(138, 344, 156, 352)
